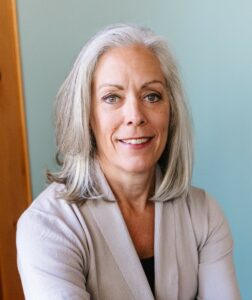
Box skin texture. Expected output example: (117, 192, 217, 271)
(91, 45, 170, 258)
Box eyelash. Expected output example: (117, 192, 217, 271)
(101, 92, 162, 104)
(102, 94, 120, 104)
(144, 92, 162, 103)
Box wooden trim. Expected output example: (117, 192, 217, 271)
(12, 0, 32, 204)
(0, 0, 32, 299)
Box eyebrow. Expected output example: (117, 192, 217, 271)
(98, 80, 166, 91)
(141, 80, 166, 89)
(98, 84, 124, 91)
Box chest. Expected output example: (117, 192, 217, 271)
(120, 203, 155, 258)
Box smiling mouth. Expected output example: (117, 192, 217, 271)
(119, 137, 153, 145)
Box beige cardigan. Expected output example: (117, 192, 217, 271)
(17, 166, 241, 300)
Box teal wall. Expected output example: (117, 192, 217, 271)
(17, 0, 251, 298)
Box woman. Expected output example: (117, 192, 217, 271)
(17, 24, 241, 299)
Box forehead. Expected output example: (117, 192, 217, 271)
(93, 45, 165, 84)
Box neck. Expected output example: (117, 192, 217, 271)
(98, 161, 155, 213)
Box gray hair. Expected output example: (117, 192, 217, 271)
(47, 23, 193, 203)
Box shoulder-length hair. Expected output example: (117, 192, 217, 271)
(47, 23, 193, 203)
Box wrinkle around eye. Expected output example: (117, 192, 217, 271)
(101, 94, 121, 104)
(143, 92, 162, 103)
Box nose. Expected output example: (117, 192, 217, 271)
(124, 96, 147, 126)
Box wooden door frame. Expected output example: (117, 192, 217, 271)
(0, 0, 32, 299)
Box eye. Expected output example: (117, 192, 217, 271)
(144, 92, 162, 103)
(102, 94, 120, 104)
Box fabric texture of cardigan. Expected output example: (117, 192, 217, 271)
(16, 164, 241, 300)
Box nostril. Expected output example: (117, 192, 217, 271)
(126, 118, 146, 126)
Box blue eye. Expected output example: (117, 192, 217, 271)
(144, 93, 162, 103)
(102, 94, 120, 104)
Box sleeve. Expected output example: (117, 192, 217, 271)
(197, 193, 241, 300)
(16, 208, 91, 300)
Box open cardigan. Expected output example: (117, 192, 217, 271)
(17, 165, 241, 300)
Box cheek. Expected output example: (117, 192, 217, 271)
(91, 112, 119, 146)
(156, 113, 170, 147)
(90, 107, 107, 135)
(157, 110, 170, 132)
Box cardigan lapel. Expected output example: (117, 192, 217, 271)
(86, 199, 154, 300)
(154, 201, 178, 300)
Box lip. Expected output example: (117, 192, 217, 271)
(117, 136, 154, 149)
(118, 136, 154, 141)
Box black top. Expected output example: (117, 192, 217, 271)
(140, 256, 155, 296)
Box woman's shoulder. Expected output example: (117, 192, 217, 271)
(185, 186, 228, 226)
(171, 186, 227, 228)
(186, 186, 224, 218)
(175, 186, 233, 251)
(17, 182, 83, 244)
(19, 182, 70, 219)
(16, 183, 91, 289)
(17, 182, 91, 263)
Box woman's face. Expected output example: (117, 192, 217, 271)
(91, 45, 170, 176)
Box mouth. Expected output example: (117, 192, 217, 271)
(119, 136, 154, 145)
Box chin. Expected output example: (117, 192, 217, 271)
(120, 160, 155, 175)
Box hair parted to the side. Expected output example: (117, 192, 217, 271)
(47, 23, 193, 203)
